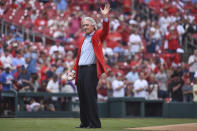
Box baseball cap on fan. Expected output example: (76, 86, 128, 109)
(116, 71, 123, 78)
(12, 42, 18, 47)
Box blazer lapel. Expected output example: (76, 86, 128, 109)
(78, 36, 85, 54)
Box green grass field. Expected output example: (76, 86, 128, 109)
(0, 118, 197, 131)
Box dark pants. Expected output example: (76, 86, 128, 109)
(184, 94, 193, 102)
(77, 64, 101, 128)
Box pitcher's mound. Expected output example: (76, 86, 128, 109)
(127, 123, 197, 131)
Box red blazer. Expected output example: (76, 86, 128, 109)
(73, 20, 109, 85)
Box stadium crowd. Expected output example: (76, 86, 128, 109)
(0, 0, 197, 113)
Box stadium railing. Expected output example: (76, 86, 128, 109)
(108, 97, 164, 118)
(0, 19, 55, 45)
(1, 92, 197, 118)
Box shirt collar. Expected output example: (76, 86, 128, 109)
(86, 31, 95, 37)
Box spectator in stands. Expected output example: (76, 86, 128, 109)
(0, 49, 12, 67)
(46, 64, 57, 80)
(9, 25, 16, 36)
(0, 64, 15, 91)
(176, 20, 185, 45)
(106, 25, 122, 48)
(106, 52, 119, 66)
(43, 99, 56, 112)
(69, 13, 81, 38)
(122, 0, 131, 14)
(64, 51, 75, 70)
(155, 65, 169, 100)
(10, 41, 20, 56)
(159, 11, 170, 35)
(139, 59, 152, 79)
(47, 75, 60, 93)
(113, 43, 124, 55)
(147, 73, 159, 100)
(114, 44, 126, 62)
(188, 49, 197, 81)
(6, 34, 15, 46)
(183, 78, 193, 102)
(97, 74, 111, 101)
(56, 0, 67, 13)
(55, 59, 64, 76)
(31, 74, 40, 93)
(13, 64, 22, 83)
(125, 66, 139, 88)
(12, 50, 25, 69)
(128, 28, 143, 55)
(112, 72, 125, 97)
(118, 18, 130, 46)
(181, 62, 190, 82)
(49, 39, 65, 56)
(166, 25, 180, 53)
(53, 25, 65, 39)
(110, 17, 120, 32)
(0, 1, 6, 16)
(17, 65, 32, 92)
(39, 60, 50, 83)
(30, 10, 37, 23)
(133, 72, 148, 99)
(129, 55, 142, 68)
(145, 25, 158, 53)
(38, 80, 47, 92)
(105, 67, 115, 97)
(151, 22, 162, 47)
(37, 50, 48, 65)
(26, 99, 41, 112)
(147, 58, 156, 72)
(102, 41, 113, 57)
(24, 51, 37, 76)
(34, 13, 48, 30)
(168, 73, 184, 102)
(186, 20, 197, 34)
(22, 15, 34, 29)
(124, 77, 134, 97)
(46, 74, 60, 110)
(14, 32, 24, 42)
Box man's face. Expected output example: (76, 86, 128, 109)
(139, 72, 144, 80)
(4, 51, 9, 56)
(82, 20, 95, 35)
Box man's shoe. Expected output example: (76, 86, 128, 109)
(87, 126, 101, 128)
(75, 124, 88, 128)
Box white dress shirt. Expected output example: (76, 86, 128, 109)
(78, 32, 96, 65)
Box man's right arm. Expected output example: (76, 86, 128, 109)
(99, 3, 110, 42)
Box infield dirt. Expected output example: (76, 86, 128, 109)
(127, 123, 197, 131)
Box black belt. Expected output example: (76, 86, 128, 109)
(78, 64, 96, 69)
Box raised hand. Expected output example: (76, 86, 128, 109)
(100, 3, 111, 18)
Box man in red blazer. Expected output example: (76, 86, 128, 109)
(67, 3, 110, 128)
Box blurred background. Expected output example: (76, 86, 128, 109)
(0, 0, 197, 118)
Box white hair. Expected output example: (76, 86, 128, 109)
(81, 17, 97, 30)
